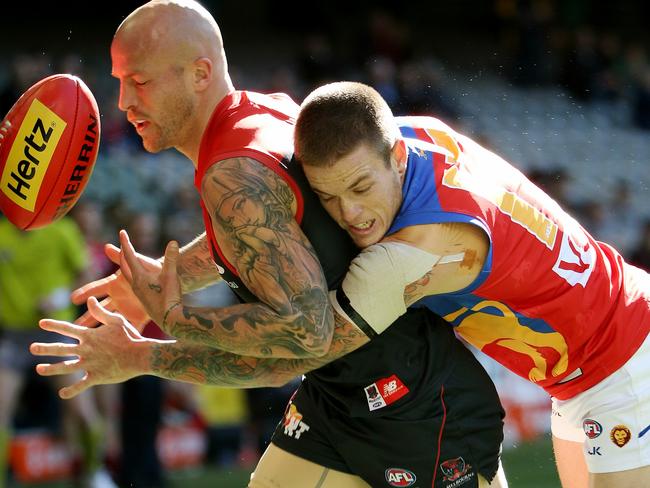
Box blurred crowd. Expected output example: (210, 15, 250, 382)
(495, 0, 650, 130)
(1, 0, 650, 486)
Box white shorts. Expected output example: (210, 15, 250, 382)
(551, 332, 650, 473)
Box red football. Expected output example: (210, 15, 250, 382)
(0, 74, 100, 230)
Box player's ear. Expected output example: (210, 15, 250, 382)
(391, 138, 407, 175)
(192, 57, 213, 92)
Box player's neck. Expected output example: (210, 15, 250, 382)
(180, 79, 235, 166)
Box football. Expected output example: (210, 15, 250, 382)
(0, 74, 100, 230)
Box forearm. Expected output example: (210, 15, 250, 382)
(176, 233, 222, 293)
(146, 341, 294, 388)
(162, 293, 333, 359)
(147, 314, 368, 388)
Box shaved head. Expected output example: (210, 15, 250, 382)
(114, 0, 226, 73)
(110, 0, 233, 161)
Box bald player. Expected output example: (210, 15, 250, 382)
(32, 2, 507, 487)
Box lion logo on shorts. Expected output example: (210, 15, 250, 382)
(610, 425, 632, 447)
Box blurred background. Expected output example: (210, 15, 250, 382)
(1, 0, 650, 486)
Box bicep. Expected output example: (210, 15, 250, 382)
(395, 222, 489, 300)
(200, 157, 329, 313)
(340, 225, 489, 334)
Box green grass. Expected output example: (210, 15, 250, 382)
(502, 435, 561, 488)
(14, 436, 561, 488)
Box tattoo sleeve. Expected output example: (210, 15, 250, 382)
(164, 158, 334, 359)
(176, 233, 222, 294)
(149, 312, 368, 387)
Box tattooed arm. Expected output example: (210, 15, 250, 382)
(176, 232, 222, 294)
(32, 301, 369, 398)
(157, 157, 334, 359)
(149, 313, 366, 387)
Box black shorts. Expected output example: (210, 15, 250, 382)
(271, 309, 504, 488)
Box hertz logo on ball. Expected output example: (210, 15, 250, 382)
(1, 98, 66, 211)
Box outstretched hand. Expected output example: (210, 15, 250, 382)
(72, 240, 158, 329)
(119, 230, 183, 332)
(31, 297, 155, 399)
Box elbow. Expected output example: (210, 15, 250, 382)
(289, 293, 334, 358)
(282, 318, 333, 359)
(270, 375, 297, 388)
(302, 310, 334, 358)
(304, 344, 329, 358)
(309, 334, 332, 358)
(260, 364, 300, 388)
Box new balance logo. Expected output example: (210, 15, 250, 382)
(383, 380, 398, 395)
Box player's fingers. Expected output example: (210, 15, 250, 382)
(160, 241, 182, 322)
(74, 296, 107, 326)
(39, 319, 85, 340)
(74, 309, 94, 326)
(70, 275, 113, 305)
(86, 296, 125, 326)
(119, 230, 137, 283)
(104, 243, 121, 265)
(77, 297, 117, 327)
(59, 375, 93, 400)
(119, 250, 133, 284)
(162, 240, 179, 269)
(35, 359, 81, 377)
(30, 342, 78, 357)
(75, 310, 97, 327)
(162, 241, 180, 290)
(112, 242, 160, 272)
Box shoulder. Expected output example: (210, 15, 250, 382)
(201, 157, 291, 193)
(201, 157, 297, 216)
(386, 222, 488, 259)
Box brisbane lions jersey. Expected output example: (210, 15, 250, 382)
(391, 116, 650, 400)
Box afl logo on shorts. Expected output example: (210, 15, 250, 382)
(385, 468, 416, 487)
(583, 419, 602, 439)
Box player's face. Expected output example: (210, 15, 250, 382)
(111, 41, 196, 153)
(304, 142, 406, 248)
